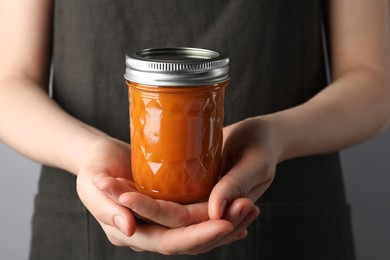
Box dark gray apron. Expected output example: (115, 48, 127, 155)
(29, 0, 355, 259)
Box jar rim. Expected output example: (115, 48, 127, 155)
(124, 47, 229, 86)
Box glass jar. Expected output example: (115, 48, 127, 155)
(124, 47, 229, 204)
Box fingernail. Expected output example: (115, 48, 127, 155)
(114, 215, 128, 236)
(219, 200, 227, 218)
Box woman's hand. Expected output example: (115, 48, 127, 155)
(92, 116, 282, 254)
(95, 174, 259, 254)
(76, 138, 137, 237)
(209, 116, 282, 219)
(76, 136, 258, 254)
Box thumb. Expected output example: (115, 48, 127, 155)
(208, 150, 274, 220)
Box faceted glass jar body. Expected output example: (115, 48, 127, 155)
(127, 81, 228, 203)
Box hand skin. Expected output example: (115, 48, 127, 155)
(77, 137, 261, 255)
(93, 119, 273, 254)
(1, 0, 390, 256)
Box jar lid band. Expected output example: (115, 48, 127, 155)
(124, 47, 229, 86)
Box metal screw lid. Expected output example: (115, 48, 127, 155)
(124, 47, 229, 86)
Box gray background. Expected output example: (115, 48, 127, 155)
(1, 129, 390, 259)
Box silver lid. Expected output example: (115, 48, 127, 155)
(124, 47, 229, 86)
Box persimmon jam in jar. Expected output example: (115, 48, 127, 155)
(124, 47, 229, 204)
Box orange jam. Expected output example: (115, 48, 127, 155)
(127, 81, 227, 203)
(124, 47, 229, 203)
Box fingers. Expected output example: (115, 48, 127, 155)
(91, 158, 263, 254)
(101, 198, 259, 255)
(94, 174, 260, 254)
(155, 219, 233, 255)
(212, 203, 260, 249)
(93, 173, 136, 202)
(193, 197, 258, 253)
(118, 192, 210, 228)
(100, 217, 234, 255)
(94, 173, 211, 228)
(77, 171, 136, 237)
(209, 149, 274, 220)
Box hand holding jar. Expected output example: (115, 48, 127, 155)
(91, 48, 282, 254)
(93, 116, 284, 254)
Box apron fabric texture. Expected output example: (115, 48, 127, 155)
(29, 0, 356, 259)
